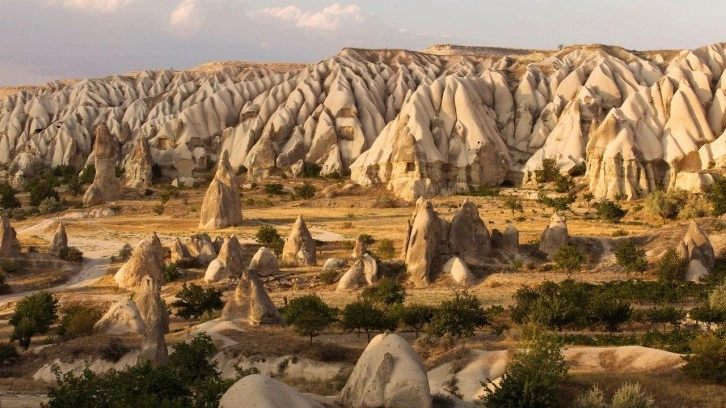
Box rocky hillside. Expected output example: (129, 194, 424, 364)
(1, 42, 725, 200)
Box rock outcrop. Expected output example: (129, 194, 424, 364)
(114, 234, 165, 289)
(94, 300, 145, 335)
(204, 236, 244, 282)
(221, 270, 283, 325)
(220, 374, 324, 408)
(677, 221, 715, 281)
(135, 276, 169, 365)
(539, 213, 569, 256)
(502, 223, 520, 250)
(0, 215, 21, 258)
(353, 234, 367, 258)
(323, 258, 346, 271)
(339, 332, 432, 408)
(124, 135, 153, 189)
(248, 246, 279, 276)
(170, 238, 192, 264)
(448, 200, 491, 263)
(403, 199, 449, 287)
(48, 222, 68, 257)
(198, 151, 242, 230)
(184, 234, 217, 264)
(337, 254, 378, 292)
(442, 257, 475, 286)
(282, 216, 316, 266)
(83, 123, 120, 207)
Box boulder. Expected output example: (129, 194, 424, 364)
(323, 258, 346, 271)
(170, 238, 192, 264)
(337, 254, 379, 292)
(0, 215, 20, 258)
(249, 247, 279, 276)
(83, 123, 120, 207)
(221, 270, 283, 325)
(448, 200, 491, 262)
(220, 374, 324, 408)
(184, 234, 217, 264)
(204, 259, 227, 283)
(677, 221, 715, 281)
(442, 257, 474, 286)
(403, 199, 449, 287)
(282, 215, 316, 266)
(673, 171, 714, 193)
(339, 332, 432, 408)
(205, 236, 244, 282)
(502, 224, 520, 250)
(124, 135, 153, 189)
(135, 276, 169, 365)
(199, 151, 242, 229)
(114, 234, 165, 290)
(94, 300, 145, 335)
(539, 213, 569, 256)
(48, 222, 68, 257)
(353, 234, 367, 258)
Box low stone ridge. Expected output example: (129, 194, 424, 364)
(114, 234, 165, 290)
(198, 151, 242, 230)
(221, 270, 283, 325)
(338, 332, 432, 408)
(220, 374, 324, 408)
(135, 276, 169, 365)
(48, 222, 68, 257)
(94, 300, 145, 335)
(539, 213, 569, 256)
(248, 246, 280, 276)
(677, 221, 715, 281)
(0, 215, 21, 258)
(282, 215, 316, 266)
(83, 123, 120, 207)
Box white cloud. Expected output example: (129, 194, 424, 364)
(170, 0, 201, 29)
(48, 0, 135, 12)
(252, 3, 364, 31)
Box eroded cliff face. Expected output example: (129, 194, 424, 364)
(1, 43, 725, 200)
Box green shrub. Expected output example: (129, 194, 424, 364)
(58, 305, 102, 339)
(554, 174, 575, 193)
(644, 189, 684, 222)
(610, 382, 656, 408)
(28, 179, 60, 206)
(0, 271, 11, 294)
(376, 239, 396, 259)
(294, 183, 316, 200)
(319, 270, 339, 285)
(468, 185, 500, 197)
(152, 204, 164, 215)
(118, 243, 133, 261)
(427, 292, 488, 338)
(504, 197, 524, 216)
(0, 182, 20, 209)
(679, 194, 711, 219)
(10, 291, 59, 349)
(709, 282, 726, 312)
(682, 333, 726, 383)
(38, 196, 63, 215)
(614, 239, 648, 277)
(575, 385, 606, 408)
(171, 283, 223, 320)
(535, 158, 560, 183)
(340, 301, 396, 341)
(596, 199, 627, 222)
(78, 165, 96, 185)
(59, 247, 83, 263)
(400, 303, 436, 337)
(255, 225, 284, 255)
(372, 195, 397, 208)
(282, 294, 337, 344)
(302, 163, 322, 178)
(0, 342, 20, 366)
(480, 336, 567, 408)
(704, 176, 726, 216)
(361, 278, 406, 306)
(655, 248, 688, 285)
(164, 263, 182, 282)
(100, 337, 130, 362)
(552, 245, 586, 277)
(264, 183, 284, 195)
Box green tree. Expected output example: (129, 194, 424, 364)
(646, 305, 685, 332)
(376, 239, 396, 259)
(9, 291, 59, 349)
(427, 292, 488, 338)
(0, 183, 20, 209)
(282, 294, 337, 344)
(504, 197, 524, 216)
(535, 158, 560, 183)
(596, 199, 627, 222)
(689, 304, 725, 331)
(255, 225, 285, 255)
(589, 294, 632, 333)
(340, 301, 396, 341)
(400, 304, 436, 337)
(704, 176, 726, 216)
(582, 192, 595, 209)
(0, 342, 19, 367)
(709, 282, 726, 312)
(644, 190, 681, 222)
(682, 333, 726, 383)
(361, 278, 406, 306)
(554, 173, 575, 193)
(552, 245, 586, 277)
(28, 179, 59, 206)
(294, 182, 316, 200)
(480, 336, 568, 408)
(78, 165, 96, 184)
(57, 305, 102, 339)
(263, 183, 284, 195)
(614, 239, 648, 277)
(655, 248, 688, 285)
(171, 283, 223, 320)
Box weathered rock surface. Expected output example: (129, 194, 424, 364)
(184, 234, 217, 264)
(124, 135, 153, 189)
(442, 257, 475, 286)
(0, 215, 20, 258)
(339, 332, 432, 408)
(502, 223, 520, 250)
(170, 238, 192, 264)
(677, 221, 715, 281)
(114, 234, 165, 289)
(199, 151, 242, 229)
(220, 374, 324, 408)
(539, 213, 569, 256)
(248, 246, 279, 276)
(94, 300, 145, 335)
(204, 236, 244, 282)
(221, 270, 283, 325)
(282, 215, 316, 266)
(83, 123, 119, 207)
(403, 199, 449, 287)
(352, 234, 368, 258)
(448, 200, 491, 263)
(48, 222, 68, 257)
(135, 276, 169, 365)
(337, 254, 378, 292)
(323, 258, 346, 271)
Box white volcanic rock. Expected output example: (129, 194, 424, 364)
(673, 171, 714, 193)
(199, 151, 242, 229)
(124, 135, 153, 189)
(323, 258, 346, 271)
(502, 223, 520, 250)
(220, 374, 324, 408)
(248, 246, 279, 276)
(448, 200, 491, 263)
(184, 234, 217, 264)
(0, 215, 20, 258)
(48, 222, 68, 257)
(442, 257, 475, 286)
(677, 221, 715, 281)
(338, 332, 432, 408)
(135, 276, 169, 365)
(402, 198, 449, 287)
(114, 234, 165, 289)
(337, 254, 378, 292)
(221, 270, 283, 325)
(83, 123, 120, 207)
(282, 215, 316, 266)
(170, 237, 192, 264)
(94, 300, 145, 335)
(539, 213, 569, 256)
(204, 236, 244, 282)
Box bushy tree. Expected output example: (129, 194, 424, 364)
(427, 292, 488, 338)
(554, 173, 575, 193)
(376, 239, 396, 259)
(689, 304, 725, 330)
(655, 248, 688, 285)
(282, 294, 337, 344)
(704, 176, 726, 216)
(361, 278, 406, 306)
(682, 333, 726, 383)
(709, 282, 726, 312)
(589, 294, 632, 333)
(171, 283, 223, 320)
(294, 182, 316, 200)
(340, 301, 396, 341)
(57, 305, 102, 339)
(480, 336, 568, 408)
(9, 291, 59, 349)
(614, 239, 648, 277)
(644, 190, 682, 222)
(28, 179, 60, 206)
(78, 165, 96, 185)
(0, 342, 19, 367)
(645, 305, 685, 332)
(0, 183, 20, 209)
(535, 158, 560, 183)
(400, 303, 436, 337)
(552, 245, 586, 277)
(59, 247, 84, 263)
(255, 225, 284, 255)
(504, 197, 524, 216)
(596, 199, 627, 222)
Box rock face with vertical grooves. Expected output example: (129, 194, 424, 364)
(282, 215, 316, 266)
(83, 123, 120, 207)
(677, 221, 715, 281)
(221, 270, 283, 325)
(204, 236, 244, 282)
(124, 135, 153, 189)
(48, 222, 68, 257)
(114, 234, 165, 290)
(135, 276, 169, 365)
(0, 215, 20, 258)
(198, 151, 242, 230)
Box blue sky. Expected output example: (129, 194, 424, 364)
(1, 0, 724, 86)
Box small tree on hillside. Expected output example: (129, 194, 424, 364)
(282, 294, 337, 344)
(644, 190, 682, 222)
(255, 225, 285, 255)
(9, 291, 59, 349)
(400, 303, 436, 337)
(704, 177, 726, 216)
(171, 283, 223, 320)
(535, 158, 560, 183)
(655, 248, 688, 285)
(340, 301, 396, 341)
(682, 333, 726, 383)
(0, 183, 20, 209)
(504, 197, 524, 217)
(361, 278, 406, 306)
(596, 199, 627, 222)
(552, 245, 586, 278)
(427, 292, 488, 338)
(294, 183, 316, 200)
(614, 239, 648, 277)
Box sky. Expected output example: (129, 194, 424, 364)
(0, 0, 724, 86)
